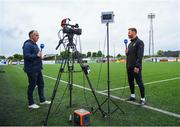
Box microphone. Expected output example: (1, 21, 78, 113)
(124, 39, 128, 49)
(40, 43, 45, 51)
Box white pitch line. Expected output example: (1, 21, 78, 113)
(99, 77, 180, 93)
(99, 92, 180, 119)
(13, 66, 180, 119)
(43, 75, 92, 91)
(14, 66, 91, 91)
(43, 74, 180, 119)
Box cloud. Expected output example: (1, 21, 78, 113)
(0, 0, 179, 57)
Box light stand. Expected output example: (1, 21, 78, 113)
(148, 13, 155, 56)
(94, 11, 124, 125)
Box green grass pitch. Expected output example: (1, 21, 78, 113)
(0, 62, 180, 125)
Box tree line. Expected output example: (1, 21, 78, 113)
(0, 50, 122, 61)
(0, 54, 23, 61)
(0, 50, 177, 61)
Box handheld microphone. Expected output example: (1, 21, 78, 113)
(40, 43, 45, 51)
(124, 39, 128, 49)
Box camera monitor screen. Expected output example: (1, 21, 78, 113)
(101, 12, 114, 23)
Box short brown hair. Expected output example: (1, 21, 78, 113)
(128, 28, 137, 34)
(28, 30, 35, 37)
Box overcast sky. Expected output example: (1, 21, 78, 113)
(0, 0, 180, 57)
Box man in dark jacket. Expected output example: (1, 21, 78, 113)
(125, 28, 145, 105)
(23, 30, 50, 109)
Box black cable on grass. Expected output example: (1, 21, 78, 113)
(76, 34, 90, 108)
(96, 34, 107, 89)
(52, 82, 68, 116)
(52, 64, 69, 115)
(119, 61, 128, 99)
(82, 73, 90, 107)
(78, 34, 88, 105)
(94, 32, 128, 100)
(96, 63, 103, 89)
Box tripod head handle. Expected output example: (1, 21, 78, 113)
(56, 35, 68, 50)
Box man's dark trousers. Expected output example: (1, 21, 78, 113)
(27, 71, 45, 105)
(127, 67, 145, 98)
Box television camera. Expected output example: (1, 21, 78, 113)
(61, 18, 82, 35)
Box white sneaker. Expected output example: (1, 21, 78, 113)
(40, 100, 51, 105)
(28, 104, 40, 109)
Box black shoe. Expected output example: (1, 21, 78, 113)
(126, 97, 136, 102)
(139, 100, 146, 106)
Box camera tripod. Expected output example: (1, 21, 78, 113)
(43, 33, 106, 126)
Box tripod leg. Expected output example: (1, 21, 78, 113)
(80, 65, 105, 117)
(72, 50, 105, 117)
(110, 99, 124, 114)
(93, 98, 108, 114)
(44, 59, 67, 126)
(67, 48, 74, 122)
(67, 49, 74, 108)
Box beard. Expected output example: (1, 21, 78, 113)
(128, 34, 133, 39)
